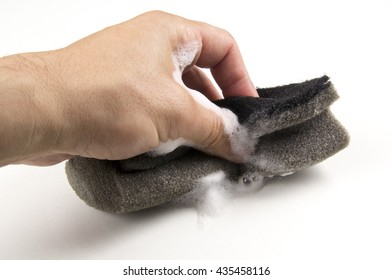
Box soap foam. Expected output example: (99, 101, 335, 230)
(217, 108, 257, 160)
(152, 41, 258, 161)
(172, 41, 222, 114)
(172, 170, 264, 226)
(163, 42, 263, 224)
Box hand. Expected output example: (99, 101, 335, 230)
(0, 11, 257, 167)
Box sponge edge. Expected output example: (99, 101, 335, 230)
(249, 110, 349, 176)
(65, 76, 349, 214)
(216, 75, 338, 137)
(66, 150, 236, 213)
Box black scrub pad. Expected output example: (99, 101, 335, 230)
(66, 76, 349, 213)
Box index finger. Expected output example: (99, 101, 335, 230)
(192, 21, 258, 98)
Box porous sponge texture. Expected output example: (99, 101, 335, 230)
(66, 76, 349, 213)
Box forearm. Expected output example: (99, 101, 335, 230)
(0, 53, 63, 166)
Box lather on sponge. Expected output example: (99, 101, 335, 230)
(66, 76, 349, 213)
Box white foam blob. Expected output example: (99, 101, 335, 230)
(218, 108, 257, 160)
(172, 170, 265, 227)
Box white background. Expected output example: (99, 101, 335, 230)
(1, 0, 391, 278)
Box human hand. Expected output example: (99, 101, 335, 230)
(0, 11, 257, 167)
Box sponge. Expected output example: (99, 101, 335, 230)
(66, 76, 349, 213)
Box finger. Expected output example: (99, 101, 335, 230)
(192, 21, 258, 98)
(174, 91, 243, 163)
(182, 66, 222, 100)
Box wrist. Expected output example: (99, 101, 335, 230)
(0, 52, 66, 165)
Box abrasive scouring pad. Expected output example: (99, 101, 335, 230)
(66, 76, 349, 213)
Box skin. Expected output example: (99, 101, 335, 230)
(0, 11, 258, 167)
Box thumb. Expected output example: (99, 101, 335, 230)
(178, 92, 251, 163)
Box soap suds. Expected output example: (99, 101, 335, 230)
(165, 42, 263, 224)
(172, 41, 223, 115)
(154, 41, 258, 161)
(172, 170, 264, 226)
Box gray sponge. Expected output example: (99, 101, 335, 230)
(66, 76, 349, 213)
